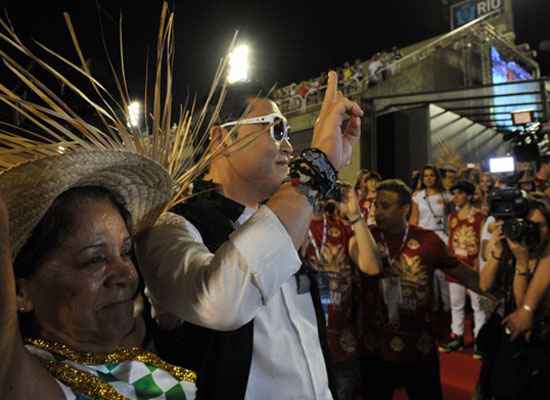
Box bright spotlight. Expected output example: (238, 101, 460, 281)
(57, 145, 66, 154)
(127, 101, 142, 128)
(227, 44, 251, 84)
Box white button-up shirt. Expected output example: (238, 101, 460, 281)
(136, 206, 333, 400)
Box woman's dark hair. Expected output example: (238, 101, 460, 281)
(420, 164, 445, 192)
(14, 186, 132, 279)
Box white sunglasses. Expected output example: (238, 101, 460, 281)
(220, 112, 290, 143)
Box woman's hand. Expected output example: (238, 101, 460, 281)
(487, 221, 505, 259)
(339, 185, 361, 221)
(502, 308, 533, 341)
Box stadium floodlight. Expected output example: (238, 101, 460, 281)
(127, 101, 142, 129)
(227, 44, 250, 84)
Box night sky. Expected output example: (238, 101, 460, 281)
(2, 0, 550, 103)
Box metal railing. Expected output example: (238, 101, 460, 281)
(276, 11, 504, 115)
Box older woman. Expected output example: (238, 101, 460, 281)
(0, 151, 197, 399)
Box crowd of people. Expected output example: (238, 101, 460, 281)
(273, 47, 403, 114)
(300, 159, 550, 399)
(1, 6, 550, 400)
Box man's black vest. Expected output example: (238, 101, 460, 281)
(152, 181, 336, 399)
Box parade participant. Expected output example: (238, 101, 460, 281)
(357, 171, 381, 226)
(439, 181, 486, 358)
(359, 179, 483, 400)
(303, 185, 380, 400)
(0, 4, 219, 397)
(136, 71, 363, 399)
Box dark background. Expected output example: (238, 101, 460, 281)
(2, 0, 549, 103)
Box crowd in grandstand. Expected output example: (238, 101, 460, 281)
(273, 47, 403, 113)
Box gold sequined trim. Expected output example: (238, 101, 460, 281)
(47, 362, 126, 400)
(26, 338, 196, 383)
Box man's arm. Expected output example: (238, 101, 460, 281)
(136, 209, 301, 331)
(267, 71, 362, 249)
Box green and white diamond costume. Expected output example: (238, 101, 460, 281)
(26, 340, 196, 400)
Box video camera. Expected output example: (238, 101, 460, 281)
(488, 188, 540, 248)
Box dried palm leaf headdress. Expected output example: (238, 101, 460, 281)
(0, 2, 236, 255)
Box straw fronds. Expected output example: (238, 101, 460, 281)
(0, 2, 243, 210)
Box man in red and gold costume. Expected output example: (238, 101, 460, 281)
(304, 186, 380, 400)
(358, 179, 483, 400)
(439, 181, 486, 358)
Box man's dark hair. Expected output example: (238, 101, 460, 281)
(215, 81, 270, 124)
(377, 179, 412, 205)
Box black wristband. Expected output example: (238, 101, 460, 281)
(288, 148, 337, 198)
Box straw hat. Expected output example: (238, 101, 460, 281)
(0, 4, 234, 256)
(0, 150, 173, 257)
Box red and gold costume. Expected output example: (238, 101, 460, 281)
(304, 215, 359, 363)
(447, 209, 484, 282)
(361, 225, 463, 364)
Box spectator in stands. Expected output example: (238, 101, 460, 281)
(352, 59, 364, 82)
(368, 53, 384, 86)
(358, 179, 483, 400)
(439, 181, 486, 359)
(296, 80, 311, 98)
(392, 46, 402, 61)
(343, 62, 353, 81)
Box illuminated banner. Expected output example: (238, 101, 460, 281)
(450, 0, 504, 30)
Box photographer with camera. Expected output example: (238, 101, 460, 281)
(478, 190, 550, 399)
(302, 183, 380, 400)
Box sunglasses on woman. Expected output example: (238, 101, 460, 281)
(220, 112, 290, 143)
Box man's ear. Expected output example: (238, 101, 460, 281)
(16, 278, 35, 314)
(210, 125, 237, 148)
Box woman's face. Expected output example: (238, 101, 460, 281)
(20, 199, 139, 352)
(423, 168, 437, 189)
(480, 174, 494, 193)
(366, 178, 379, 193)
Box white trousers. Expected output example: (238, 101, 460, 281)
(449, 282, 487, 337)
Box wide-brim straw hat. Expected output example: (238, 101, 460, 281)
(0, 150, 173, 257)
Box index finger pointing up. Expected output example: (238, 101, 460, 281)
(320, 70, 338, 117)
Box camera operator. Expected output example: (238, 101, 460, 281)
(478, 191, 550, 399)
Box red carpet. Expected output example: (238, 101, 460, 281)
(394, 314, 481, 400)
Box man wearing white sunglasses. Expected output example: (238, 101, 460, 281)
(138, 75, 364, 399)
